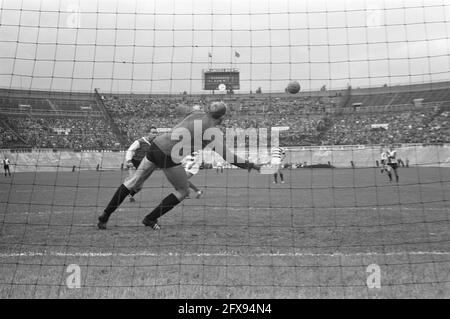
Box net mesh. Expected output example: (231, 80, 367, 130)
(0, 0, 449, 298)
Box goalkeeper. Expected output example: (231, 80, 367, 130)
(124, 126, 158, 202)
(98, 101, 261, 230)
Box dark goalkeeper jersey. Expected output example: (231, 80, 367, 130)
(129, 137, 153, 162)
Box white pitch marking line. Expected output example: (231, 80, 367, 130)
(215, 207, 450, 211)
(0, 190, 31, 193)
(0, 251, 449, 258)
(0, 206, 448, 216)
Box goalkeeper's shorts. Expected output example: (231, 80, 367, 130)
(131, 159, 141, 169)
(146, 143, 180, 169)
(387, 162, 399, 170)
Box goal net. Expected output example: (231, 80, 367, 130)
(0, 0, 449, 298)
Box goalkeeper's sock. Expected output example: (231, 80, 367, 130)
(188, 181, 199, 192)
(388, 172, 392, 181)
(143, 193, 180, 223)
(279, 173, 284, 182)
(102, 184, 130, 220)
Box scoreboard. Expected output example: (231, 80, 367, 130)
(202, 69, 240, 91)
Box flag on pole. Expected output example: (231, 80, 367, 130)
(235, 51, 240, 58)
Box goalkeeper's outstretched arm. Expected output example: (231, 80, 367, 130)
(206, 139, 260, 172)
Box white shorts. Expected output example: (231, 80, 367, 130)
(185, 164, 200, 176)
(270, 158, 283, 171)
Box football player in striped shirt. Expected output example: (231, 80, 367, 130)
(271, 146, 286, 184)
(125, 126, 158, 202)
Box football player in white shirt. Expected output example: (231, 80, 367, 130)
(182, 151, 203, 198)
(386, 145, 399, 183)
(3, 158, 11, 177)
(124, 127, 158, 202)
(271, 147, 286, 184)
(380, 148, 389, 173)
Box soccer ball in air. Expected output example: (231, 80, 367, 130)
(286, 81, 301, 94)
(207, 101, 227, 119)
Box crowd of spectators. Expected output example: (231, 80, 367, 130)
(4, 116, 120, 149)
(103, 94, 340, 145)
(424, 111, 450, 144)
(102, 94, 450, 146)
(0, 125, 22, 148)
(320, 108, 449, 145)
(1, 93, 449, 149)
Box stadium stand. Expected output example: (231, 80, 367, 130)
(0, 89, 122, 149)
(0, 82, 450, 149)
(101, 86, 449, 147)
(0, 124, 21, 148)
(320, 108, 449, 145)
(0, 88, 100, 112)
(4, 116, 120, 150)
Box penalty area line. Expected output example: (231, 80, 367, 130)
(0, 251, 450, 258)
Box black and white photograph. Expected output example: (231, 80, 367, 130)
(0, 0, 449, 301)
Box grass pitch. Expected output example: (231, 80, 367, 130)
(0, 167, 449, 298)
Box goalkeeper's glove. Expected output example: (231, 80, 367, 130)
(126, 160, 134, 169)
